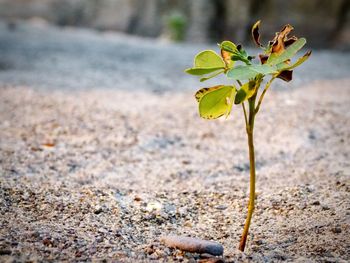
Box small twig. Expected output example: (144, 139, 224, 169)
(242, 102, 248, 128)
(255, 76, 276, 114)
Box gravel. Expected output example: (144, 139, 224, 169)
(0, 20, 350, 262)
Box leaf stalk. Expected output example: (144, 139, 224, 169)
(255, 76, 276, 114)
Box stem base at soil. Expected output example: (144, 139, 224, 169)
(238, 97, 256, 252)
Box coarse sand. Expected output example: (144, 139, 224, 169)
(0, 21, 349, 262)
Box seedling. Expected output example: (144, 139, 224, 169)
(185, 21, 311, 251)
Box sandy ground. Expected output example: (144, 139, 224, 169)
(0, 21, 350, 262)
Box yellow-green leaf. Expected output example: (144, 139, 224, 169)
(199, 69, 225, 82)
(267, 38, 306, 65)
(220, 41, 237, 68)
(195, 85, 236, 119)
(234, 81, 257, 104)
(277, 50, 312, 71)
(195, 85, 222, 102)
(194, 50, 225, 68)
(219, 41, 237, 53)
(185, 67, 224, 76)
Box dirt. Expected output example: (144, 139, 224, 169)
(0, 21, 350, 262)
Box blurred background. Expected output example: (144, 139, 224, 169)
(0, 3, 350, 261)
(0, 0, 349, 49)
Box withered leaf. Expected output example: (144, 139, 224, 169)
(259, 54, 269, 64)
(221, 49, 232, 67)
(271, 24, 294, 54)
(284, 36, 298, 48)
(252, 20, 263, 47)
(277, 70, 293, 82)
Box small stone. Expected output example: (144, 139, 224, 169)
(298, 202, 307, 210)
(134, 195, 142, 202)
(331, 227, 342, 233)
(42, 238, 53, 247)
(96, 236, 104, 243)
(215, 205, 228, 210)
(94, 206, 103, 214)
(199, 258, 225, 263)
(321, 205, 330, 210)
(253, 239, 264, 245)
(160, 235, 224, 256)
(311, 201, 320, 206)
(184, 221, 192, 227)
(146, 201, 162, 213)
(0, 249, 11, 255)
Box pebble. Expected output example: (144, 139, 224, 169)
(199, 258, 225, 263)
(321, 205, 330, 210)
(134, 195, 142, 202)
(0, 249, 12, 255)
(215, 205, 228, 210)
(160, 235, 224, 256)
(331, 227, 342, 234)
(311, 201, 320, 206)
(94, 206, 103, 214)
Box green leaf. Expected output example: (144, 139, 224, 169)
(185, 67, 224, 76)
(220, 41, 237, 68)
(185, 50, 226, 77)
(227, 64, 277, 81)
(220, 41, 237, 53)
(199, 69, 225, 82)
(267, 38, 306, 65)
(239, 47, 248, 58)
(195, 85, 221, 102)
(227, 66, 257, 80)
(234, 81, 256, 104)
(276, 50, 312, 71)
(220, 42, 252, 65)
(233, 46, 251, 64)
(195, 85, 236, 119)
(250, 64, 278, 74)
(194, 50, 225, 68)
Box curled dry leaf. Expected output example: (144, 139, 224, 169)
(270, 24, 294, 54)
(259, 54, 269, 64)
(252, 20, 263, 47)
(277, 70, 293, 82)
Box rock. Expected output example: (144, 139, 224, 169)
(215, 205, 228, 210)
(0, 249, 12, 255)
(199, 258, 225, 263)
(321, 205, 330, 210)
(94, 206, 103, 214)
(331, 227, 342, 234)
(200, 253, 225, 262)
(160, 235, 224, 256)
(42, 238, 53, 247)
(134, 195, 142, 202)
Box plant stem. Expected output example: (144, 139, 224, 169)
(255, 76, 276, 114)
(242, 102, 248, 128)
(239, 95, 257, 252)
